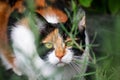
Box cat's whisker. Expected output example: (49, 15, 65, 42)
(72, 61, 80, 67)
(69, 62, 80, 73)
(72, 62, 81, 72)
(73, 56, 82, 59)
(72, 56, 84, 64)
(67, 64, 76, 75)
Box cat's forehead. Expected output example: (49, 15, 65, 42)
(40, 22, 80, 42)
(42, 28, 61, 43)
(42, 28, 65, 51)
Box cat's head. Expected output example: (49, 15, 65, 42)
(37, 10, 88, 67)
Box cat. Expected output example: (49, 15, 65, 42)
(0, 0, 89, 80)
(9, 9, 89, 80)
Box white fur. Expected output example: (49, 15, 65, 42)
(44, 14, 59, 24)
(61, 49, 73, 63)
(41, 64, 57, 77)
(48, 50, 59, 65)
(11, 25, 44, 77)
(11, 25, 37, 57)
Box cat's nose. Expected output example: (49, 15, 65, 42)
(56, 53, 64, 60)
(55, 49, 65, 60)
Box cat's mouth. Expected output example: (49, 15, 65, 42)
(56, 62, 65, 67)
(56, 61, 68, 67)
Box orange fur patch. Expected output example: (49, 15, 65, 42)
(0, 0, 24, 68)
(36, 7, 68, 23)
(35, 0, 46, 7)
(35, 0, 68, 23)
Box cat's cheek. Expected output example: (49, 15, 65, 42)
(61, 49, 73, 64)
(47, 51, 59, 65)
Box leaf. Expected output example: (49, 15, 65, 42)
(108, 0, 120, 14)
(79, 0, 93, 7)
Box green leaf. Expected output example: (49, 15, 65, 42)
(108, 0, 120, 14)
(71, 0, 77, 11)
(79, 0, 93, 7)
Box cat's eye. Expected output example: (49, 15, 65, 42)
(66, 41, 73, 47)
(44, 43, 53, 49)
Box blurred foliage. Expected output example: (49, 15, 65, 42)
(90, 15, 120, 80)
(79, 0, 120, 15)
(108, 0, 120, 14)
(79, 0, 93, 7)
(102, 15, 120, 80)
(79, 1, 120, 80)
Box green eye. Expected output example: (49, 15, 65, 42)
(44, 43, 53, 49)
(66, 41, 73, 47)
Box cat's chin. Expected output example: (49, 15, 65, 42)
(56, 62, 66, 67)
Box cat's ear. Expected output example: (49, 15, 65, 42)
(35, 0, 68, 24)
(78, 15, 86, 31)
(76, 9, 86, 31)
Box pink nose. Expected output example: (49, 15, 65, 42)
(56, 53, 64, 60)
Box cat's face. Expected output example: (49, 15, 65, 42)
(37, 22, 85, 67)
(40, 28, 73, 67)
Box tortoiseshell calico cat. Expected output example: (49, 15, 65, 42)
(0, 0, 89, 80)
(9, 10, 89, 80)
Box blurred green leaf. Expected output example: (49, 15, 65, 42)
(79, 0, 93, 7)
(71, 0, 76, 11)
(108, 0, 120, 14)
